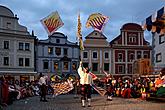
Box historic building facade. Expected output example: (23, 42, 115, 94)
(152, 33, 165, 72)
(0, 6, 36, 81)
(110, 23, 152, 78)
(82, 30, 112, 76)
(36, 32, 80, 77)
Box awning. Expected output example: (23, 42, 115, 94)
(142, 6, 165, 34)
(0, 71, 37, 75)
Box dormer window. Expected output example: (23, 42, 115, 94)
(56, 39, 60, 43)
(6, 22, 11, 29)
(95, 33, 97, 35)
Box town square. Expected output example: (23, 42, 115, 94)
(0, 0, 165, 110)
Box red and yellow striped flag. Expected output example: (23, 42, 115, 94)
(41, 11, 64, 36)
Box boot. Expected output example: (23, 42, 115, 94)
(82, 100, 85, 107)
(87, 99, 91, 107)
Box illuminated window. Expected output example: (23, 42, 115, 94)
(64, 62, 68, 70)
(54, 62, 59, 70)
(48, 47, 53, 54)
(72, 62, 77, 70)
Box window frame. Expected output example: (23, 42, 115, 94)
(3, 57, 9, 66)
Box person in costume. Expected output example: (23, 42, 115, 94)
(38, 73, 48, 102)
(78, 61, 93, 107)
(106, 75, 113, 101)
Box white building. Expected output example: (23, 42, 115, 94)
(152, 33, 165, 71)
(0, 5, 36, 81)
(82, 30, 112, 76)
(36, 32, 80, 77)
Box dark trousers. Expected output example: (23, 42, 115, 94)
(80, 84, 91, 100)
(40, 84, 47, 101)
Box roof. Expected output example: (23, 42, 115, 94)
(121, 23, 143, 31)
(85, 30, 107, 39)
(0, 5, 14, 17)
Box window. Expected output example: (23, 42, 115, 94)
(56, 39, 60, 43)
(104, 63, 109, 71)
(83, 52, 88, 58)
(63, 62, 68, 70)
(19, 58, 24, 66)
(72, 62, 77, 70)
(137, 52, 141, 59)
(128, 37, 136, 43)
(19, 42, 24, 50)
(92, 63, 98, 71)
(48, 47, 53, 54)
(128, 65, 132, 74)
(156, 53, 162, 62)
(25, 58, 30, 66)
(4, 41, 9, 49)
(4, 57, 9, 66)
(144, 54, 148, 58)
(118, 65, 124, 73)
(25, 43, 30, 51)
(118, 53, 123, 62)
(6, 22, 11, 29)
(159, 34, 165, 44)
(129, 54, 134, 62)
(54, 62, 58, 70)
(83, 63, 88, 68)
(104, 52, 109, 59)
(63, 48, 68, 56)
(43, 61, 49, 69)
(55, 47, 61, 56)
(93, 52, 97, 59)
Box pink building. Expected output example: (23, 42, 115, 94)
(110, 23, 152, 78)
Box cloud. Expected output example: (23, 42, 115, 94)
(0, 0, 164, 43)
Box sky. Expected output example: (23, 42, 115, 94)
(0, 0, 165, 43)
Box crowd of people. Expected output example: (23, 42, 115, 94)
(0, 76, 40, 106)
(0, 68, 164, 108)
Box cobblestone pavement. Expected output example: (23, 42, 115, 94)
(3, 94, 165, 110)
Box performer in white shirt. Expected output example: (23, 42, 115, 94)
(78, 61, 93, 107)
(38, 73, 48, 102)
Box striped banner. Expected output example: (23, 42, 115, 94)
(41, 11, 64, 36)
(86, 13, 109, 32)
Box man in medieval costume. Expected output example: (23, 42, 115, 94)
(78, 61, 93, 107)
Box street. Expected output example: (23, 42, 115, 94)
(3, 94, 165, 110)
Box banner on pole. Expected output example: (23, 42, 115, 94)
(41, 11, 64, 36)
